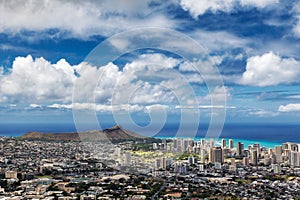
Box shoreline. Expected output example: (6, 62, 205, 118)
(154, 136, 283, 148)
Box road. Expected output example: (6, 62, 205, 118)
(151, 182, 166, 200)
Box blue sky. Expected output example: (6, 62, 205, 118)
(0, 0, 300, 130)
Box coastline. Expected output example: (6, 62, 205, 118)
(154, 136, 282, 149)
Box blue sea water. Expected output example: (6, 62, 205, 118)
(0, 123, 299, 148)
(0, 123, 77, 137)
(153, 123, 300, 148)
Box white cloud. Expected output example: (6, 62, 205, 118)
(0, 54, 185, 105)
(1, 53, 229, 114)
(278, 104, 300, 112)
(0, 0, 176, 39)
(249, 109, 279, 117)
(293, 17, 300, 38)
(287, 95, 300, 99)
(0, 55, 77, 103)
(109, 53, 182, 105)
(48, 104, 72, 109)
(292, 2, 300, 38)
(46, 103, 144, 112)
(145, 104, 169, 112)
(203, 86, 232, 103)
(123, 54, 180, 73)
(30, 103, 41, 108)
(128, 83, 176, 104)
(239, 52, 300, 86)
(240, 0, 278, 8)
(180, 0, 278, 19)
(180, 0, 235, 19)
(189, 30, 250, 52)
(175, 105, 235, 109)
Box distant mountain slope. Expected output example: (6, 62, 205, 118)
(19, 131, 80, 141)
(19, 125, 153, 143)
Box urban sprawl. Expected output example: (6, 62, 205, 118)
(0, 137, 300, 199)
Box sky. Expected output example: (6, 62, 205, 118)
(0, 0, 300, 132)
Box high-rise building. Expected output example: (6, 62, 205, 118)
(222, 139, 226, 149)
(284, 142, 299, 152)
(160, 157, 166, 169)
(199, 164, 204, 172)
(173, 139, 178, 150)
(177, 139, 183, 152)
(275, 146, 283, 155)
(200, 149, 206, 163)
(251, 148, 258, 165)
(200, 139, 205, 146)
(289, 151, 300, 166)
(223, 148, 231, 157)
(275, 154, 283, 164)
(253, 143, 261, 157)
(229, 139, 234, 149)
(155, 158, 161, 169)
(188, 156, 196, 165)
(210, 139, 214, 148)
(213, 147, 223, 163)
(209, 147, 213, 163)
(243, 157, 249, 166)
(166, 158, 173, 168)
(236, 142, 244, 156)
(274, 145, 283, 163)
(161, 139, 167, 150)
(282, 143, 289, 150)
(183, 139, 189, 152)
(125, 151, 131, 166)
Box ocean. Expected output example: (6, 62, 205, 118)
(0, 123, 299, 148)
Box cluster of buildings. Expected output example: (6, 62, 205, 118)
(150, 138, 300, 173)
(0, 135, 300, 198)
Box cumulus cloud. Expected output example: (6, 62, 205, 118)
(179, 0, 278, 19)
(106, 54, 189, 105)
(278, 104, 300, 112)
(239, 52, 300, 86)
(180, 0, 235, 18)
(0, 55, 77, 103)
(1, 53, 226, 113)
(0, 0, 175, 39)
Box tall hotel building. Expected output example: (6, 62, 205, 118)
(229, 139, 234, 149)
(222, 139, 226, 149)
(250, 148, 258, 165)
(210, 147, 223, 163)
(236, 142, 244, 156)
